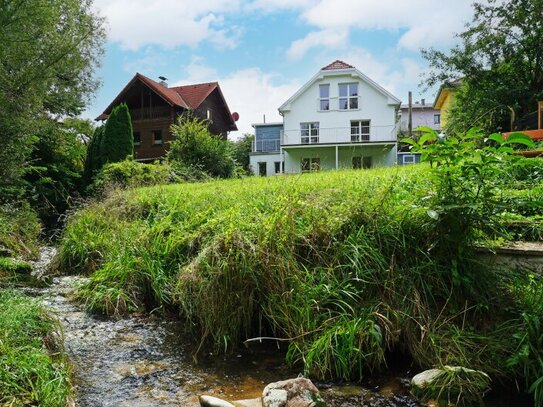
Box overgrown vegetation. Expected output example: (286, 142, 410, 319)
(168, 114, 237, 178)
(0, 290, 71, 406)
(57, 128, 543, 404)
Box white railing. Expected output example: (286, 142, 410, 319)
(281, 125, 397, 145)
(316, 96, 360, 111)
(252, 139, 281, 152)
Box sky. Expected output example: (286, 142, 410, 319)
(86, 0, 476, 138)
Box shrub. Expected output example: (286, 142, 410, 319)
(100, 103, 133, 165)
(91, 160, 174, 192)
(167, 113, 235, 178)
(83, 125, 105, 185)
(0, 203, 40, 259)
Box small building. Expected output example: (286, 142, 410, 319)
(96, 73, 238, 161)
(433, 79, 462, 129)
(275, 60, 401, 174)
(249, 122, 283, 176)
(399, 99, 441, 132)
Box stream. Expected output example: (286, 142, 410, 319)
(27, 247, 423, 406)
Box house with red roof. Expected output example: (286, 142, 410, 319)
(96, 73, 238, 161)
(250, 60, 401, 175)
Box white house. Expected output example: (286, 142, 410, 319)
(249, 122, 282, 176)
(399, 100, 441, 132)
(277, 60, 401, 174)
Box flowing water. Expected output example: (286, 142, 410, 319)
(27, 247, 424, 406)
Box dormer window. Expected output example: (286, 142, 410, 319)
(319, 84, 330, 111)
(339, 83, 358, 110)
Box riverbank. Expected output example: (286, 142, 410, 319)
(55, 164, 543, 404)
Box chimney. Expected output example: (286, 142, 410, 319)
(158, 76, 168, 87)
(421, 98, 425, 106)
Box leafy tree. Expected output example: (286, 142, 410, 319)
(25, 119, 89, 225)
(168, 114, 235, 178)
(100, 103, 134, 165)
(231, 133, 254, 174)
(422, 0, 543, 133)
(0, 0, 105, 201)
(83, 125, 105, 186)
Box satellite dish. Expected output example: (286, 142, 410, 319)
(232, 112, 239, 122)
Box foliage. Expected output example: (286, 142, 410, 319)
(422, 0, 543, 133)
(168, 113, 235, 178)
(25, 119, 89, 225)
(0, 290, 71, 406)
(83, 125, 105, 186)
(231, 133, 254, 175)
(100, 103, 133, 165)
(91, 160, 175, 193)
(0, 0, 105, 202)
(0, 203, 41, 259)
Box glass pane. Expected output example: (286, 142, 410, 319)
(339, 84, 348, 97)
(350, 97, 358, 109)
(319, 84, 329, 98)
(301, 136, 309, 144)
(339, 98, 348, 109)
(311, 127, 318, 136)
(349, 83, 358, 96)
(301, 123, 309, 130)
(302, 158, 310, 171)
(320, 100, 329, 110)
(311, 136, 318, 143)
(351, 126, 358, 135)
(352, 157, 362, 169)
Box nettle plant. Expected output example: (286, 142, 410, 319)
(402, 127, 534, 262)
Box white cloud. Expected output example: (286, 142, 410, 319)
(287, 29, 349, 60)
(286, 0, 474, 57)
(93, 0, 243, 50)
(174, 59, 301, 137)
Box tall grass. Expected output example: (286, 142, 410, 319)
(56, 165, 543, 403)
(0, 290, 71, 406)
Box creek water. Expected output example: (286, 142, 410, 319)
(27, 247, 421, 406)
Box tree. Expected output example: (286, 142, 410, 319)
(231, 133, 254, 174)
(422, 0, 543, 133)
(0, 0, 105, 201)
(100, 103, 134, 164)
(168, 113, 235, 178)
(83, 125, 105, 186)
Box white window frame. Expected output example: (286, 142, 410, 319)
(403, 154, 415, 164)
(319, 84, 330, 111)
(434, 114, 440, 125)
(300, 122, 319, 144)
(351, 120, 370, 142)
(302, 157, 320, 172)
(339, 82, 359, 110)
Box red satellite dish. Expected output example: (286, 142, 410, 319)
(231, 112, 239, 122)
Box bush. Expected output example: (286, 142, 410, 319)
(0, 203, 41, 259)
(91, 160, 174, 192)
(168, 113, 235, 178)
(101, 103, 133, 165)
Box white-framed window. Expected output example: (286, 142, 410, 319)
(351, 120, 370, 142)
(301, 122, 319, 144)
(152, 129, 163, 145)
(403, 154, 415, 164)
(301, 157, 320, 172)
(319, 84, 330, 111)
(339, 83, 359, 110)
(434, 114, 440, 124)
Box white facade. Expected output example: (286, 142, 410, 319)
(278, 61, 401, 174)
(249, 153, 282, 176)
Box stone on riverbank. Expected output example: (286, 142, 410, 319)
(262, 378, 326, 407)
(199, 395, 236, 407)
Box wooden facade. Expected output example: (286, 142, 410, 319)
(96, 73, 238, 161)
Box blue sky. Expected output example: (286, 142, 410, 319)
(88, 0, 476, 137)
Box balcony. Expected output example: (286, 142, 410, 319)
(281, 125, 397, 146)
(252, 139, 281, 153)
(130, 106, 171, 121)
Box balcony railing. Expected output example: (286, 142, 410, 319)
(281, 125, 397, 145)
(130, 106, 171, 121)
(252, 139, 281, 153)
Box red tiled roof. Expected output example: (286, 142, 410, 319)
(171, 82, 218, 110)
(137, 73, 188, 108)
(321, 60, 354, 70)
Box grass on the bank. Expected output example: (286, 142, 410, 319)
(56, 163, 543, 405)
(0, 290, 71, 407)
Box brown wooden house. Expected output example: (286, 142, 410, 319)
(96, 73, 238, 161)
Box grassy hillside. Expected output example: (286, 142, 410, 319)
(57, 165, 543, 402)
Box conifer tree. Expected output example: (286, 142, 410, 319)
(101, 103, 134, 164)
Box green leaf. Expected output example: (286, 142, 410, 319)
(427, 209, 439, 220)
(400, 138, 417, 146)
(414, 126, 437, 135)
(419, 133, 438, 145)
(487, 133, 504, 145)
(503, 132, 536, 148)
